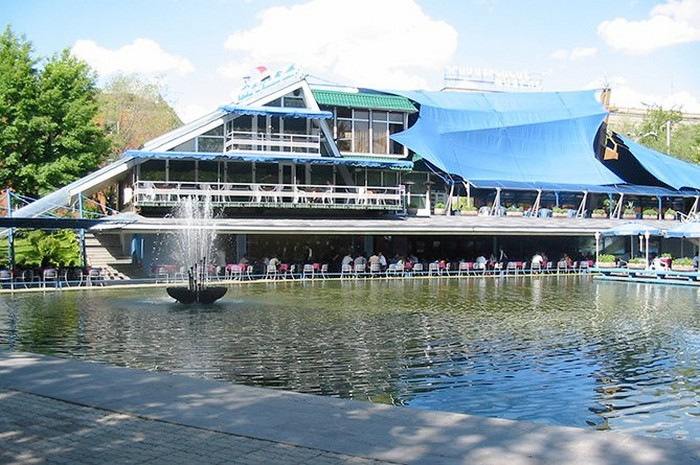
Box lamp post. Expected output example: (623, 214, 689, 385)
(595, 231, 600, 266)
(644, 230, 650, 268)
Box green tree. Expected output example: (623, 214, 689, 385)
(97, 74, 182, 161)
(0, 26, 109, 198)
(0, 26, 40, 195)
(637, 106, 699, 163)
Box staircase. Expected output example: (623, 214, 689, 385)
(84, 233, 145, 281)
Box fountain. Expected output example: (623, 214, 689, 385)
(164, 196, 227, 304)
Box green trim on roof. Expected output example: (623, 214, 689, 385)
(312, 89, 417, 113)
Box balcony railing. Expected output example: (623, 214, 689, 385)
(131, 181, 404, 211)
(225, 131, 321, 155)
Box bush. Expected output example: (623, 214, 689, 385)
(672, 257, 694, 266)
(629, 257, 647, 264)
(643, 208, 657, 217)
(598, 254, 616, 263)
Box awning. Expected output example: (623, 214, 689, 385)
(312, 89, 418, 113)
(124, 150, 413, 170)
(220, 105, 333, 119)
(607, 133, 700, 191)
(0, 217, 115, 230)
(389, 89, 625, 187)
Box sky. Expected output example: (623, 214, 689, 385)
(3, 0, 700, 123)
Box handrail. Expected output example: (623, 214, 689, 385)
(132, 181, 404, 210)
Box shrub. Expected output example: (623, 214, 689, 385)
(598, 254, 616, 263)
(642, 208, 657, 217)
(672, 257, 694, 266)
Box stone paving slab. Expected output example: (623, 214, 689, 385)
(1, 350, 699, 465)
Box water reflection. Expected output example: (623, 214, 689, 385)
(1, 277, 699, 440)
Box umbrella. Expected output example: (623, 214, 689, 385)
(665, 221, 700, 254)
(600, 222, 664, 237)
(599, 222, 664, 264)
(664, 221, 700, 238)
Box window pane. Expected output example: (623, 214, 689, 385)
(198, 137, 224, 153)
(170, 160, 196, 182)
(336, 107, 351, 118)
(372, 121, 388, 154)
(354, 120, 369, 153)
(203, 125, 223, 136)
(389, 112, 404, 123)
(337, 120, 352, 152)
(389, 123, 405, 155)
(171, 139, 196, 152)
(354, 110, 369, 121)
(372, 111, 388, 122)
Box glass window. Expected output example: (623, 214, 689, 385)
(372, 111, 388, 122)
(203, 126, 223, 136)
(197, 137, 224, 153)
(226, 162, 250, 183)
(354, 110, 369, 121)
(389, 112, 404, 123)
(198, 161, 219, 182)
(169, 160, 196, 182)
(255, 163, 278, 184)
(389, 123, 405, 155)
(232, 115, 253, 133)
(372, 121, 388, 154)
(354, 120, 369, 153)
(171, 139, 196, 152)
(140, 160, 166, 181)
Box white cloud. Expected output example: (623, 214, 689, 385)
(598, 0, 700, 54)
(594, 76, 700, 113)
(72, 38, 195, 78)
(550, 47, 598, 61)
(221, 0, 458, 90)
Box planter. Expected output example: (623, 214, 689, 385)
(628, 262, 647, 269)
(592, 213, 607, 219)
(643, 215, 658, 220)
(596, 262, 616, 268)
(623, 214, 637, 219)
(433, 208, 446, 215)
(664, 214, 676, 221)
(553, 212, 567, 218)
(672, 265, 694, 272)
(506, 211, 523, 217)
(460, 209, 478, 216)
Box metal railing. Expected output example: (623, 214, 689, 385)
(132, 181, 404, 211)
(224, 131, 321, 155)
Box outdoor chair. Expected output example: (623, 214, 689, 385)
(458, 261, 472, 276)
(42, 268, 59, 288)
(556, 261, 568, 274)
(505, 261, 518, 275)
(283, 264, 297, 280)
(0, 269, 13, 288)
(530, 262, 542, 274)
(412, 263, 424, 276)
(369, 262, 381, 276)
(320, 263, 329, 278)
(87, 267, 104, 286)
(353, 263, 366, 278)
(265, 263, 278, 280)
(340, 263, 353, 279)
(428, 262, 440, 276)
(302, 264, 315, 279)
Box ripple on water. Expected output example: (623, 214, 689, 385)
(1, 278, 699, 440)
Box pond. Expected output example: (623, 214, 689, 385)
(1, 276, 699, 440)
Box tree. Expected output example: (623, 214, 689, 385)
(0, 26, 109, 198)
(97, 74, 182, 161)
(0, 26, 40, 195)
(636, 106, 699, 163)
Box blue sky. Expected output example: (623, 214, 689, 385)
(3, 0, 699, 122)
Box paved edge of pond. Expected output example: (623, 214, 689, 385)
(1, 350, 698, 465)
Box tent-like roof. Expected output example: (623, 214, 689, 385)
(606, 133, 700, 192)
(389, 89, 624, 190)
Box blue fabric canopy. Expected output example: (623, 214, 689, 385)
(665, 221, 700, 238)
(124, 150, 413, 170)
(220, 105, 333, 119)
(615, 134, 700, 191)
(390, 89, 624, 188)
(601, 222, 664, 237)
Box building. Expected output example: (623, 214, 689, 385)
(4, 65, 700, 275)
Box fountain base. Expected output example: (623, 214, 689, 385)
(167, 286, 227, 304)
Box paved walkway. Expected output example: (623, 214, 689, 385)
(1, 350, 699, 465)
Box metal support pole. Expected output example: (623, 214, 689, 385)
(78, 194, 87, 269)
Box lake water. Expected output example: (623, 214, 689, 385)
(1, 276, 699, 440)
